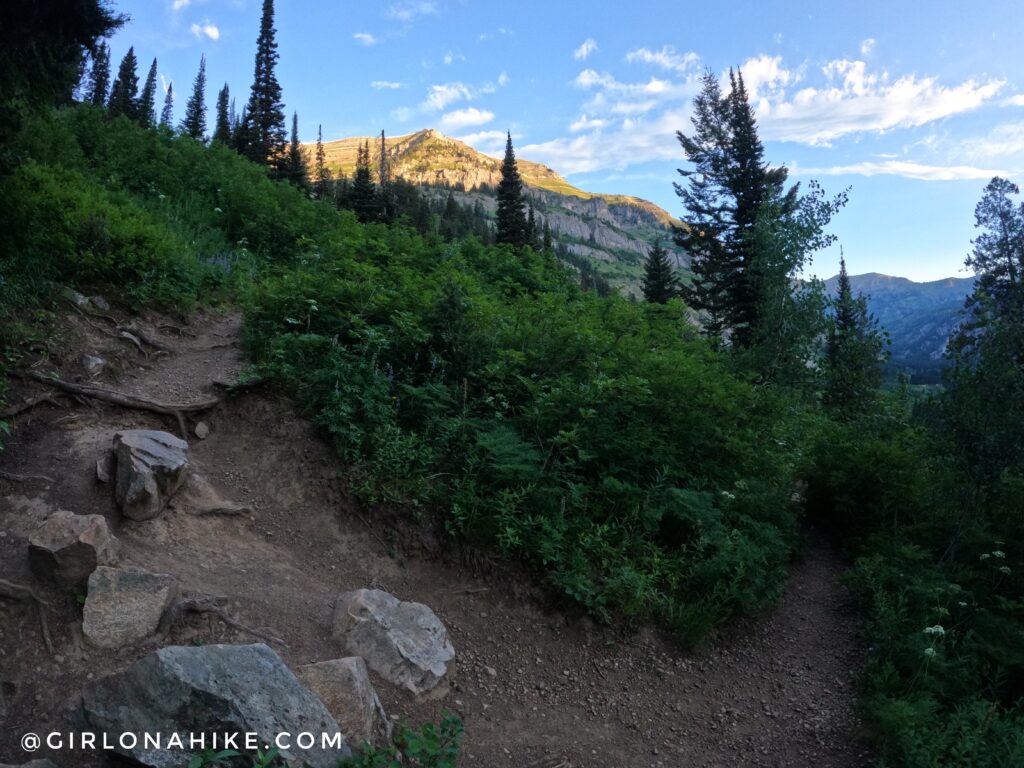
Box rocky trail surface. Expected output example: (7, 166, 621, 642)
(0, 308, 870, 767)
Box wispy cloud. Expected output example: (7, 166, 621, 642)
(793, 160, 1006, 181)
(860, 38, 876, 55)
(957, 121, 1024, 162)
(569, 114, 607, 132)
(443, 51, 465, 65)
(387, 1, 438, 23)
(190, 22, 219, 41)
(746, 57, 1004, 145)
(172, 0, 191, 10)
(1003, 94, 1024, 106)
(497, 71, 510, 87)
(371, 80, 404, 90)
(421, 82, 473, 111)
(625, 45, 699, 73)
(440, 107, 495, 130)
(353, 32, 378, 46)
(574, 38, 599, 61)
(457, 130, 516, 156)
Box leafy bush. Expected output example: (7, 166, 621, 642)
(343, 716, 463, 768)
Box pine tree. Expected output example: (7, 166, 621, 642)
(107, 46, 139, 119)
(526, 203, 538, 249)
(241, 0, 286, 169)
(180, 54, 207, 141)
(496, 131, 527, 247)
(212, 83, 231, 144)
(159, 82, 174, 127)
(280, 111, 309, 190)
(312, 123, 332, 200)
(378, 129, 389, 187)
(674, 68, 798, 346)
(137, 57, 158, 127)
(87, 42, 111, 106)
(350, 140, 378, 222)
(823, 257, 886, 416)
(642, 239, 680, 304)
(542, 220, 553, 252)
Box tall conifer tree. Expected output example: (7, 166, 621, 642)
(87, 42, 111, 106)
(159, 82, 173, 127)
(642, 239, 680, 304)
(107, 46, 139, 119)
(313, 123, 332, 200)
(180, 54, 206, 140)
(241, 0, 286, 169)
(350, 139, 377, 222)
(823, 257, 886, 415)
(213, 83, 231, 144)
(496, 131, 527, 247)
(137, 57, 158, 127)
(281, 111, 309, 190)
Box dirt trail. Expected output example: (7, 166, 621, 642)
(0, 309, 870, 767)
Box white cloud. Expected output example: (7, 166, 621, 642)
(793, 160, 1006, 181)
(190, 22, 220, 41)
(498, 71, 510, 87)
(745, 57, 1004, 145)
(569, 114, 607, 132)
(440, 107, 495, 130)
(387, 1, 438, 23)
(737, 54, 796, 100)
(443, 51, 465, 65)
(626, 46, 699, 73)
(958, 121, 1024, 161)
(574, 38, 599, 61)
(1003, 94, 1024, 106)
(353, 32, 378, 46)
(860, 38, 876, 55)
(458, 130, 515, 156)
(371, 80, 404, 89)
(172, 0, 191, 10)
(391, 107, 414, 122)
(421, 82, 473, 111)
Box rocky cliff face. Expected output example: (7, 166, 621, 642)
(306, 129, 688, 290)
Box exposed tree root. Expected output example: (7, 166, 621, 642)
(0, 579, 54, 653)
(19, 371, 221, 439)
(0, 470, 54, 484)
(158, 595, 285, 647)
(1, 392, 66, 418)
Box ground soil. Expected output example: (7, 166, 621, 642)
(0, 308, 872, 768)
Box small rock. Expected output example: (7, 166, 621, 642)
(82, 355, 106, 378)
(113, 430, 189, 521)
(81, 644, 351, 768)
(90, 295, 110, 311)
(193, 421, 210, 440)
(82, 567, 176, 649)
(61, 287, 90, 308)
(28, 511, 119, 588)
(333, 588, 455, 697)
(485, 666, 497, 677)
(96, 451, 114, 484)
(299, 657, 391, 747)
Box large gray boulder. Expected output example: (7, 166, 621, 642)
(81, 644, 352, 768)
(28, 511, 118, 588)
(298, 657, 391, 748)
(82, 567, 177, 648)
(332, 589, 455, 697)
(114, 430, 189, 520)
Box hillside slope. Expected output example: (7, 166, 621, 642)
(305, 129, 688, 290)
(825, 272, 975, 381)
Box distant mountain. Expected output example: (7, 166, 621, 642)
(303, 129, 688, 291)
(824, 272, 976, 382)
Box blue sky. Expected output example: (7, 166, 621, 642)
(108, 0, 1024, 281)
